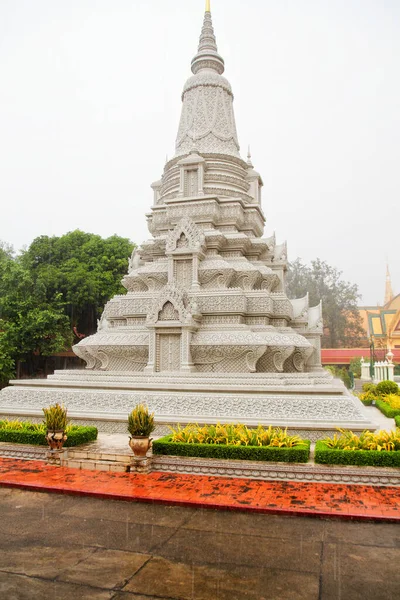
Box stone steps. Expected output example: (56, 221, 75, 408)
(61, 457, 128, 473)
(61, 448, 131, 473)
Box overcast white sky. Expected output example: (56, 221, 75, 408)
(0, 0, 399, 305)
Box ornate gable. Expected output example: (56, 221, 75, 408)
(166, 218, 205, 253)
(147, 283, 195, 325)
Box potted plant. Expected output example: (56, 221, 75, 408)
(128, 404, 155, 458)
(43, 403, 68, 451)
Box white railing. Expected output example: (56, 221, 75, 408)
(360, 355, 395, 383)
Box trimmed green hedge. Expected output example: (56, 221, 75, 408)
(375, 399, 400, 419)
(395, 416, 400, 428)
(315, 441, 400, 467)
(153, 436, 311, 463)
(360, 398, 373, 406)
(0, 426, 98, 447)
(63, 427, 98, 447)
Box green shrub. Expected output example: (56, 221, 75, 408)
(0, 420, 43, 431)
(362, 383, 377, 395)
(153, 436, 310, 463)
(0, 421, 97, 446)
(357, 391, 376, 405)
(375, 399, 400, 419)
(168, 423, 305, 448)
(325, 366, 352, 389)
(349, 357, 362, 379)
(381, 394, 400, 409)
(63, 426, 98, 447)
(375, 380, 399, 396)
(321, 428, 400, 451)
(43, 403, 68, 430)
(128, 404, 155, 437)
(342, 368, 353, 389)
(395, 416, 400, 428)
(315, 441, 400, 467)
(0, 429, 47, 445)
(359, 395, 373, 406)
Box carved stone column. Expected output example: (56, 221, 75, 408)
(198, 163, 205, 196)
(191, 254, 200, 290)
(178, 166, 185, 197)
(306, 335, 324, 372)
(180, 327, 196, 373)
(167, 256, 174, 284)
(144, 328, 157, 373)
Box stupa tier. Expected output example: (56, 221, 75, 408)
(73, 8, 320, 378)
(0, 5, 375, 436)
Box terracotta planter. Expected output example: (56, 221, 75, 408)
(46, 429, 67, 451)
(129, 436, 152, 458)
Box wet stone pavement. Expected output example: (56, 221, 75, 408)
(1, 488, 400, 600)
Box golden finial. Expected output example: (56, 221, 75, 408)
(206, 0, 211, 13)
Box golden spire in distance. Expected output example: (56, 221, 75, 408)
(206, 0, 211, 12)
(384, 263, 394, 306)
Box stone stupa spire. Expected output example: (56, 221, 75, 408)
(191, 2, 225, 75)
(175, 1, 240, 157)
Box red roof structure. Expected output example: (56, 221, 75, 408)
(321, 348, 400, 365)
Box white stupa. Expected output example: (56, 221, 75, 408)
(0, 2, 375, 437)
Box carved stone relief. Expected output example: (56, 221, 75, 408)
(158, 302, 179, 322)
(166, 217, 205, 253)
(157, 334, 181, 372)
(174, 259, 193, 289)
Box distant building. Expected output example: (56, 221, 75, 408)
(358, 265, 400, 353)
(320, 266, 399, 367)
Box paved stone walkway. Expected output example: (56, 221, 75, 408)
(1, 487, 399, 599)
(362, 404, 398, 432)
(0, 457, 399, 521)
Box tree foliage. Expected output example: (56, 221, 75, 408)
(0, 231, 135, 387)
(0, 249, 72, 386)
(286, 258, 365, 348)
(20, 230, 135, 334)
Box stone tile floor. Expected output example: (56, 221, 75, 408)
(1, 487, 400, 599)
(76, 433, 133, 455)
(0, 457, 399, 521)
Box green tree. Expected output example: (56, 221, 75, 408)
(0, 250, 72, 386)
(349, 356, 362, 379)
(0, 231, 134, 386)
(286, 258, 365, 348)
(0, 333, 15, 387)
(21, 230, 135, 334)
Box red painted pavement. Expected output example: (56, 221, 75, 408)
(0, 457, 399, 522)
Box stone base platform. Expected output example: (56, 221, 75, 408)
(0, 369, 377, 439)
